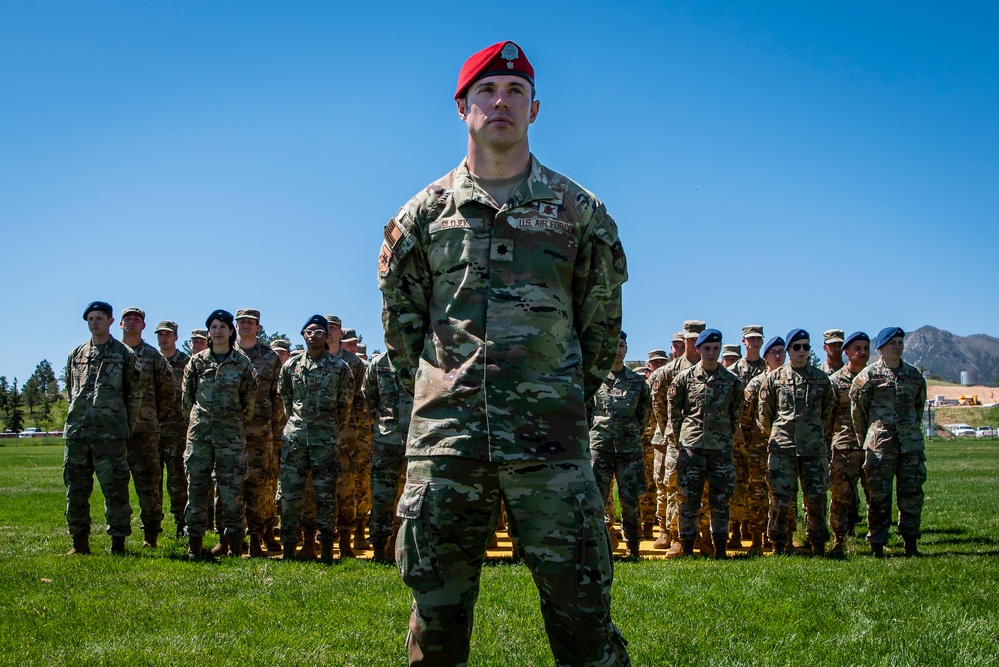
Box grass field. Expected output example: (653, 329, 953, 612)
(1, 443, 998, 666)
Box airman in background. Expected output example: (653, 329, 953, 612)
(670, 331, 685, 360)
(640, 349, 670, 536)
(733, 325, 765, 382)
(270, 339, 291, 365)
(821, 329, 845, 375)
(721, 344, 741, 368)
(340, 327, 373, 551)
(156, 320, 190, 538)
(120, 307, 175, 549)
(729, 325, 764, 549)
(356, 342, 368, 361)
(190, 329, 209, 355)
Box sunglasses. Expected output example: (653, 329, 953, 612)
(790, 343, 810, 352)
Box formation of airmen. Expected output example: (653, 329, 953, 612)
(63, 301, 408, 564)
(598, 321, 928, 560)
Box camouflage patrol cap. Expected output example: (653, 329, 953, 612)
(357, 342, 367, 353)
(83, 301, 113, 320)
(823, 329, 845, 344)
(121, 307, 145, 320)
(235, 308, 260, 322)
(341, 328, 359, 342)
(647, 349, 669, 362)
(741, 325, 764, 339)
(324, 314, 342, 328)
(671, 331, 685, 343)
(682, 320, 706, 339)
(155, 320, 178, 334)
(722, 344, 742, 358)
(190, 328, 208, 339)
(635, 366, 649, 375)
(270, 338, 291, 352)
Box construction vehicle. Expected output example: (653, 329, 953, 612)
(958, 395, 982, 406)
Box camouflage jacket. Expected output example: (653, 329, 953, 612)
(65, 336, 141, 441)
(758, 363, 833, 457)
(741, 371, 770, 447)
(849, 359, 926, 454)
(668, 362, 743, 451)
(378, 155, 627, 462)
(162, 350, 191, 427)
(182, 348, 257, 444)
(125, 339, 174, 434)
(733, 356, 766, 385)
(239, 343, 284, 442)
(279, 350, 353, 448)
(828, 366, 862, 450)
(334, 348, 370, 432)
(820, 359, 845, 376)
(649, 355, 696, 448)
(362, 352, 412, 448)
(588, 366, 651, 454)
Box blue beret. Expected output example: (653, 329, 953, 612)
(301, 314, 329, 335)
(843, 331, 870, 348)
(763, 336, 785, 356)
(695, 328, 722, 347)
(620, 331, 627, 341)
(205, 309, 235, 329)
(83, 301, 113, 320)
(875, 326, 905, 349)
(786, 329, 810, 346)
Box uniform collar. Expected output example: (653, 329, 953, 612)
(452, 154, 557, 211)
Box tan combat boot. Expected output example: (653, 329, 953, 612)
(353, 520, 370, 550)
(210, 535, 229, 558)
(262, 526, 281, 551)
(698, 528, 715, 558)
(298, 530, 317, 560)
(248, 534, 265, 558)
(337, 529, 355, 558)
(746, 532, 764, 556)
(727, 521, 742, 549)
(652, 525, 672, 550)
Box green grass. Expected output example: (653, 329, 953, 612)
(935, 405, 999, 429)
(2, 443, 998, 666)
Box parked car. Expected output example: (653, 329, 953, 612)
(18, 428, 45, 438)
(977, 426, 996, 438)
(953, 426, 977, 437)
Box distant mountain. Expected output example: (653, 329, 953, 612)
(903, 326, 999, 385)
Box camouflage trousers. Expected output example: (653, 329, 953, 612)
(354, 433, 373, 523)
(767, 452, 829, 546)
(829, 448, 866, 539)
(729, 443, 749, 524)
(863, 448, 926, 546)
(652, 445, 677, 529)
(125, 430, 163, 534)
(370, 440, 406, 543)
(639, 442, 656, 529)
(266, 439, 282, 530)
(591, 450, 646, 544)
(740, 444, 770, 535)
(159, 423, 188, 527)
(398, 456, 630, 667)
(676, 447, 736, 541)
(241, 433, 274, 536)
(336, 429, 361, 531)
(185, 438, 247, 542)
(63, 439, 133, 537)
(280, 440, 339, 544)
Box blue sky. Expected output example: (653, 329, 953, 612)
(2, 1, 997, 383)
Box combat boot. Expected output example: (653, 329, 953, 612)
(903, 536, 922, 557)
(727, 521, 742, 549)
(372, 540, 388, 563)
(110, 536, 126, 556)
(298, 531, 317, 560)
(67, 534, 91, 555)
(248, 534, 265, 558)
(713, 534, 728, 560)
(228, 531, 245, 557)
(829, 538, 846, 558)
(282, 542, 297, 560)
(210, 536, 229, 558)
(642, 521, 654, 540)
(320, 540, 335, 564)
(664, 537, 687, 559)
(142, 529, 158, 549)
(746, 532, 764, 556)
(811, 541, 826, 557)
(652, 527, 672, 550)
(771, 541, 788, 556)
(353, 521, 370, 550)
(625, 540, 642, 560)
(609, 526, 620, 552)
(698, 529, 715, 558)
(871, 542, 885, 558)
(188, 536, 204, 561)
(175, 523, 186, 539)
(262, 527, 281, 551)
(338, 529, 356, 559)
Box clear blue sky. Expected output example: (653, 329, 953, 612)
(2, 1, 997, 383)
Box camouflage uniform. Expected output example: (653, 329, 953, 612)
(850, 359, 927, 546)
(639, 403, 657, 533)
(64, 336, 141, 538)
(739, 372, 772, 536)
(278, 349, 352, 545)
(333, 348, 369, 532)
(668, 362, 743, 544)
(588, 366, 651, 546)
(379, 155, 629, 666)
(758, 364, 833, 547)
(731, 356, 766, 532)
(182, 348, 257, 543)
(124, 339, 175, 539)
(820, 360, 844, 376)
(827, 366, 866, 541)
(160, 350, 191, 530)
(363, 352, 412, 546)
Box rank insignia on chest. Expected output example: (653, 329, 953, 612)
(536, 192, 563, 217)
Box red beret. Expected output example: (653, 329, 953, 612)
(454, 40, 534, 100)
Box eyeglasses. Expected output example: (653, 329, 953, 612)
(790, 343, 810, 352)
(303, 329, 328, 337)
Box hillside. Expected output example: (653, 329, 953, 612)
(904, 325, 999, 386)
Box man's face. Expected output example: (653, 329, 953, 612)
(879, 336, 905, 365)
(648, 358, 666, 372)
(342, 339, 358, 354)
(87, 311, 112, 338)
(327, 324, 342, 345)
(824, 341, 843, 360)
(209, 320, 231, 346)
(684, 337, 700, 360)
(157, 330, 178, 351)
(744, 337, 763, 354)
(765, 345, 786, 368)
(275, 349, 290, 364)
(457, 75, 539, 151)
(722, 355, 739, 368)
(237, 318, 259, 339)
(191, 338, 209, 353)
(670, 341, 685, 358)
(844, 340, 870, 366)
(120, 313, 145, 335)
(788, 339, 811, 366)
(699, 342, 721, 365)
(302, 325, 328, 354)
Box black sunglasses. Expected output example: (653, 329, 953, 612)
(790, 343, 810, 352)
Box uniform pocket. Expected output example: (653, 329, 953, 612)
(569, 481, 612, 600)
(395, 481, 444, 592)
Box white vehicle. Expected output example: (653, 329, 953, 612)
(977, 426, 996, 438)
(953, 426, 977, 437)
(18, 428, 45, 438)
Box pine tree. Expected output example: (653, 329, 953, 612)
(4, 379, 25, 433)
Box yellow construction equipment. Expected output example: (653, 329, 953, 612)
(958, 395, 981, 406)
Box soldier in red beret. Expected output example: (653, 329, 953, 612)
(379, 41, 631, 666)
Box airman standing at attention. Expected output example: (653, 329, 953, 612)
(190, 329, 209, 355)
(721, 344, 741, 368)
(640, 349, 669, 537)
(120, 307, 175, 549)
(759, 329, 833, 555)
(827, 331, 870, 556)
(64, 301, 141, 555)
(821, 329, 845, 375)
(732, 325, 765, 381)
(156, 320, 191, 538)
(670, 331, 686, 361)
(340, 327, 374, 552)
(270, 339, 291, 365)
(850, 327, 927, 557)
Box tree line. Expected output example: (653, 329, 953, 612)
(1, 360, 65, 434)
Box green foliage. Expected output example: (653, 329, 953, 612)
(3, 379, 25, 433)
(934, 405, 999, 428)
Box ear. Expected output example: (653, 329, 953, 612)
(456, 97, 468, 121)
(529, 99, 540, 124)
